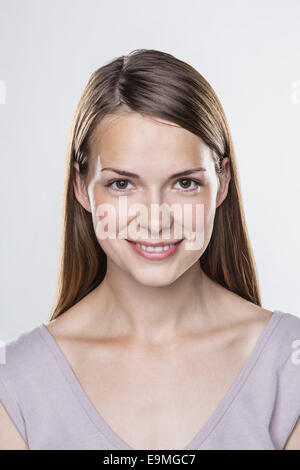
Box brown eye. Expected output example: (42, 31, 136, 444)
(179, 178, 192, 189)
(115, 180, 128, 189)
(174, 178, 201, 191)
(107, 179, 134, 192)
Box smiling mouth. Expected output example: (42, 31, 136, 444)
(126, 239, 182, 250)
(126, 239, 183, 256)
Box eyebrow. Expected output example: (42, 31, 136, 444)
(100, 166, 206, 179)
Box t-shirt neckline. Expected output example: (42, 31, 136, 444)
(38, 309, 284, 450)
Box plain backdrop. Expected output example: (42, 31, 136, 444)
(0, 0, 299, 341)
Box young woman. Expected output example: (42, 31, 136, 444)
(1, 49, 300, 450)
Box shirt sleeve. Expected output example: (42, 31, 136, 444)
(0, 374, 28, 445)
(270, 319, 300, 450)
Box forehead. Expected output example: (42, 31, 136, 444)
(88, 112, 212, 174)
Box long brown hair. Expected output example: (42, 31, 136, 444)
(49, 48, 261, 321)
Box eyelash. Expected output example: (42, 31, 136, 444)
(105, 178, 202, 193)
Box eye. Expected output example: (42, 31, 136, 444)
(174, 178, 201, 192)
(106, 179, 134, 192)
(105, 178, 202, 193)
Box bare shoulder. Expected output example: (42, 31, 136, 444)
(44, 305, 82, 339)
(44, 287, 103, 341)
(42, 287, 110, 367)
(0, 401, 29, 450)
(215, 286, 276, 357)
(236, 302, 275, 356)
(235, 299, 275, 338)
(284, 416, 300, 450)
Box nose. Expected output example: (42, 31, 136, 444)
(135, 190, 175, 240)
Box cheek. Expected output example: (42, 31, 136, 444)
(181, 190, 216, 234)
(91, 191, 118, 241)
(92, 192, 130, 243)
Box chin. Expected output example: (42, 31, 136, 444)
(132, 273, 176, 288)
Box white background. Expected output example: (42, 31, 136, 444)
(0, 0, 299, 341)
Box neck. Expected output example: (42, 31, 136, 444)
(91, 260, 222, 345)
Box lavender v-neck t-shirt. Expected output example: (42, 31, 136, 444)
(0, 309, 300, 450)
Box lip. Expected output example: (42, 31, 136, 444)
(126, 239, 183, 260)
(126, 239, 183, 247)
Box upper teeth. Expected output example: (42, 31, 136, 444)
(133, 242, 176, 252)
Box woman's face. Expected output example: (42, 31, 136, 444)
(74, 112, 231, 286)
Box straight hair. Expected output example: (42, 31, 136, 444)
(49, 48, 261, 321)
